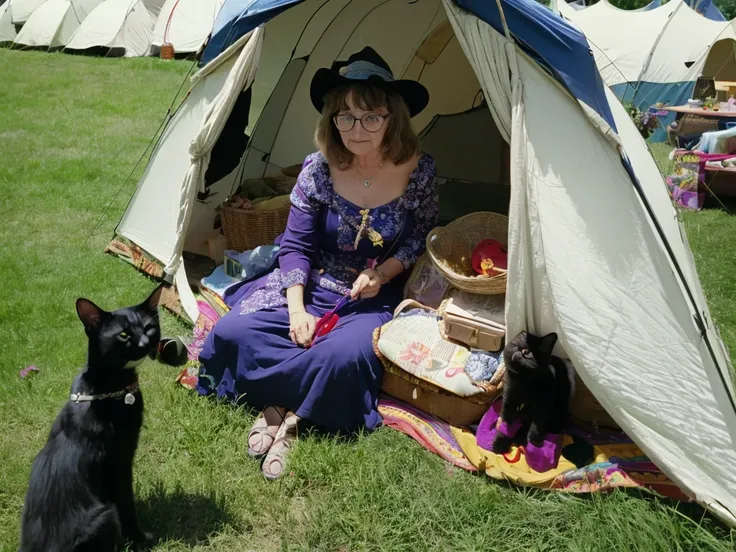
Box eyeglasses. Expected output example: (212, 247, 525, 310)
(333, 113, 390, 133)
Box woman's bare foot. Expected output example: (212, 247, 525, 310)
(247, 405, 286, 457)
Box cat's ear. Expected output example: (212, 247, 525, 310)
(140, 283, 167, 313)
(538, 332, 558, 355)
(76, 298, 105, 330)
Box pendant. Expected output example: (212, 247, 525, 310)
(364, 179, 371, 188)
(124, 393, 136, 406)
(367, 228, 384, 247)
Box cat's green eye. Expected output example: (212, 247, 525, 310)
(119, 331, 130, 341)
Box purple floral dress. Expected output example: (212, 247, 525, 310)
(196, 151, 438, 432)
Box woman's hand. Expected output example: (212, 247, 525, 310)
(350, 268, 382, 299)
(289, 311, 319, 347)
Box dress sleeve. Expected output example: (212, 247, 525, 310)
(278, 153, 327, 288)
(393, 155, 439, 270)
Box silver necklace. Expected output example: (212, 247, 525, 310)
(353, 162, 384, 188)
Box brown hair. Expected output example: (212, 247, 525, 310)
(314, 82, 420, 169)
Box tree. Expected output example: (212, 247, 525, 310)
(608, 0, 651, 9)
(578, 0, 736, 18)
(716, 0, 736, 19)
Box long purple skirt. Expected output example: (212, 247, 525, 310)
(196, 272, 403, 432)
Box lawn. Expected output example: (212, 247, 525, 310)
(1, 49, 735, 551)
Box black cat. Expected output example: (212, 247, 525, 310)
(20, 285, 165, 552)
(492, 330, 575, 454)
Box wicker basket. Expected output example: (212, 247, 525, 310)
(569, 374, 621, 430)
(220, 203, 290, 252)
(380, 356, 505, 426)
(426, 211, 509, 295)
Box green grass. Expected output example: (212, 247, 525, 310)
(1, 49, 735, 551)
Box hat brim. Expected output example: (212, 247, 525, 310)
(310, 68, 429, 118)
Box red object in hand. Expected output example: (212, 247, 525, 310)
(471, 239, 508, 276)
(306, 295, 353, 348)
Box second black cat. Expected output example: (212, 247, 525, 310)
(492, 330, 575, 454)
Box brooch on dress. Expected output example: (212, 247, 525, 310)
(353, 209, 384, 249)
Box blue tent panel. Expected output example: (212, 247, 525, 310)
(456, 0, 616, 131)
(203, 0, 301, 66)
(201, 0, 617, 132)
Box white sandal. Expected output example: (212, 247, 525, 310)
(262, 416, 298, 480)
(246, 406, 285, 458)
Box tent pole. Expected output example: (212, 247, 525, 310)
(494, 0, 512, 39)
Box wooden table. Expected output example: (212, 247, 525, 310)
(704, 164, 736, 197)
(661, 105, 736, 118)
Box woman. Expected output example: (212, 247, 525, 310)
(196, 47, 439, 479)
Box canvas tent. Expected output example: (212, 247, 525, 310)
(113, 0, 736, 527)
(149, 0, 223, 56)
(64, 0, 164, 56)
(12, 0, 103, 48)
(555, 0, 736, 140)
(10, 0, 45, 23)
(0, 0, 16, 42)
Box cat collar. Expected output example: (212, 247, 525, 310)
(70, 381, 140, 406)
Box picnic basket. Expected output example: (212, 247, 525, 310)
(373, 300, 505, 426)
(220, 202, 291, 252)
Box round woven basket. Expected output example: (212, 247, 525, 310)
(426, 211, 509, 295)
(220, 203, 290, 252)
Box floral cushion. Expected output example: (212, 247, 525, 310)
(375, 302, 488, 398)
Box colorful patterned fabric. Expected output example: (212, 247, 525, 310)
(106, 237, 165, 280)
(176, 300, 224, 390)
(450, 408, 690, 501)
(378, 395, 476, 472)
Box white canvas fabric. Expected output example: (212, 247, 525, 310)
(163, 28, 262, 277)
(445, 0, 736, 524)
(117, 42, 244, 270)
(556, 0, 736, 87)
(10, 0, 45, 23)
(115, 0, 736, 526)
(65, 0, 164, 56)
(0, 0, 16, 42)
(12, 0, 102, 47)
(150, 0, 223, 54)
(13, 0, 67, 46)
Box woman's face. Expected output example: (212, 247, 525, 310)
(334, 91, 389, 159)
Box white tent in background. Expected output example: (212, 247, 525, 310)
(0, 0, 16, 42)
(64, 0, 164, 56)
(13, 0, 103, 48)
(10, 0, 45, 24)
(113, 0, 736, 528)
(149, 0, 223, 56)
(554, 0, 736, 140)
